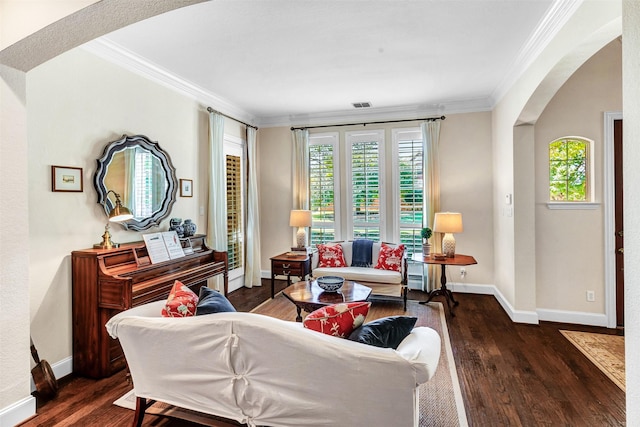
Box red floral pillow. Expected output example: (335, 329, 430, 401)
(303, 302, 371, 337)
(375, 244, 405, 272)
(316, 243, 347, 268)
(161, 280, 199, 317)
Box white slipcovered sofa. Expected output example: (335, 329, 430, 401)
(312, 241, 409, 309)
(106, 300, 441, 427)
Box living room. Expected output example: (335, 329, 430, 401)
(1, 1, 639, 426)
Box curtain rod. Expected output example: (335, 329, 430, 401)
(290, 115, 445, 131)
(207, 106, 258, 130)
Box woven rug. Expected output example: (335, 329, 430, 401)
(560, 330, 625, 391)
(115, 296, 468, 426)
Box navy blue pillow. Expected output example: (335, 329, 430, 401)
(195, 286, 236, 315)
(347, 316, 417, 349)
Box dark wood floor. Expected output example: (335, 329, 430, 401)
(19, 280, 625, 426)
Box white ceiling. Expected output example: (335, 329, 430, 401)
(88, 0, 575, 127)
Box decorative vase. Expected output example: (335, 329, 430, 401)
(183, 219, 196, 237)
(169, 218, 184, 238)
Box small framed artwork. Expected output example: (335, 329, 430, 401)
(180, 179, 193, 197)
(51, 165, 83, 192)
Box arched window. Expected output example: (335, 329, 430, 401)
(549, 137, 592, 202)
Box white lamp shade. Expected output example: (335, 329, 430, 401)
(289, 210, 312, 227)
(433, 212, 463, 233)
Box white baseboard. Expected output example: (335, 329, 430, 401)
(449, 281, 610, 327)
(537, 308, 609, 327)
(0, 396, 35, 427)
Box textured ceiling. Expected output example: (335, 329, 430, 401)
(93, 0, 567, 126)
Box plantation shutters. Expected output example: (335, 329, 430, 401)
(226, 154, 243, 271)
(309, 133, 340, 245)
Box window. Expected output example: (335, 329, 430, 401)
(224, 136, 245, 280)
(346, 130, 385, 240)
(393, 128, 424, 256)
(309, 133, 340, 245)
(549, 137, 593, 202)
(132, 149, 159, 218)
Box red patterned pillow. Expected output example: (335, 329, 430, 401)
(303, 302, 371, 337)
(316, 243, 347, 268)
(375, 244, 405, 272)
(161, 280, 199, 317)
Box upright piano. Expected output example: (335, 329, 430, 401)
(71, 235, 227, 378)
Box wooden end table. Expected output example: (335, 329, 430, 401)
(282, 280, 372, 322)
(270, 252, 312, 298)
(411, 253, 477, 316)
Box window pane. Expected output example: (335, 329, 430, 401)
(549, 138, 589, 202)
(226, 154, 243, 270)
(400, 228, 421, 257)
(398, 138, 423, 225)
(351, 141, 380, 224)
(310, 144, 335, 223)
(311, 227, 335, 244)
(353, 227, 380, 240)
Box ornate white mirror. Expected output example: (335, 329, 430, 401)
(93, 134, 177, 231)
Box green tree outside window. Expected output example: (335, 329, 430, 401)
(549, 138, 589, 201)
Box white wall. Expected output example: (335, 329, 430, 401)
(257, 113, 495, 286)
(535, 39, 622, 314)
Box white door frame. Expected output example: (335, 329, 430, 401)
(604, 111, 623, 328)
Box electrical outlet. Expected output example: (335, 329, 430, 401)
(460, 268, 466, 278)
(586, 290, 595, 302)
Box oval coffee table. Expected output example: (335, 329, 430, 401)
(282, 279, 372, 322)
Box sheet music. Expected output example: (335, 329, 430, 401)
(162, 231, 186, 259)
(142, 233, 171, 264)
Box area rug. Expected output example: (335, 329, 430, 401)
(115, 296, 468, 426)
(560, 330, 625, 391)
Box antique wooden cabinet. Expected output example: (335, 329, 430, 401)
(71, 235, 227, 378)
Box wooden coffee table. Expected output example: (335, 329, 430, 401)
(282, 280, 372, 322)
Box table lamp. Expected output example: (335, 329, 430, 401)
(289, 209, 312, 248)
(433, 212, 463, 257)
(94, 190, 134, 249)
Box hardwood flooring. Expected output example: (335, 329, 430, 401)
(18, 280, 625, 426)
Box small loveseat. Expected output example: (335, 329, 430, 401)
(312, 240, 409, 310)
(106, 300, 441, 427)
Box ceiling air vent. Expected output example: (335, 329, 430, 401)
(352, 102, 372, 109)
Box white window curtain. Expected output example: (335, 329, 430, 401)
(421, 120, 441, 292)
(244, 127, 261, 288)
(208, 111, 227, 291)
(292, 129, 310, 211)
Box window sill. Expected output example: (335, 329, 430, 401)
(546, 202, 599, 210)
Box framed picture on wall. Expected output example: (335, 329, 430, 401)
(180, 179, 193, 197)
(51, 166, 83, 192)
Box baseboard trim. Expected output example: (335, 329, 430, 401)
(537, 308, 609, 327)
(0, 395, 36, 427)
(448, 282, 611, 327)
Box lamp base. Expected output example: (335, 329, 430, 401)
(93, 224, 120, 249)
(442, 233, 456, 257)
(295, 227, 307, 248)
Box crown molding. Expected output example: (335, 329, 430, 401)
(83, 37, 493, 130)
(490, 0, 584, 106)
(81, 38, 258, 125)
(257, 97, 493, 129)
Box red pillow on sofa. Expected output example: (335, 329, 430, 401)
(375, 243, 405, 272)
(316, 243, 347, 268)
(303, 302, 371, 337)
(161, 280, 199, 317)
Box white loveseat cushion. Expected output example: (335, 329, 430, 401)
(313, 266, 402, 284)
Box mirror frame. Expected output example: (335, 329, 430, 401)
(93, 134, 177, 231)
